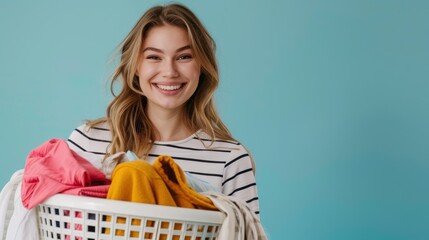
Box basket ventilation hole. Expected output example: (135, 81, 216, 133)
(146, 220, 155, 227)
(161, 221, 169, 229)
(63, 210, 70, 216)
(74, 211, 82, 218)
(186, 224, 194, 231)
(130, 231, 140, 238)
(131, 218, 141, 226)
(88, 213, 96, 220)
(87, 225, 96, 232)
(174, 223, 183, 230)
(172, 235, 181, 240)
(74, 223, 82, 231)
(116, 216, 126, 224)
(115, 229, 125, 236)
(197, 225, 205, 232)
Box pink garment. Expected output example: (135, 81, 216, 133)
(21, 139, 110, 209)
(62, 185, 110, 198)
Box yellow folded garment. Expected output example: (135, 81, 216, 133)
(153, 155, 217, 210)
(107, 160, 177, 206)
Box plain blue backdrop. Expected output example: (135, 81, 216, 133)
(1, 0, 428, 239)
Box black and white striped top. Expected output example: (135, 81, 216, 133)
(67, 122, 260, 216)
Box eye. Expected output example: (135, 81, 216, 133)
(177, 54, 193, 61)
(146, 55, 161, 60)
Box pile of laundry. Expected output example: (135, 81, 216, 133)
(0, 139, 266, 240)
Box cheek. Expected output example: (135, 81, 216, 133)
(192, 70, 201, 82)
(188, 63, 201, 81)
(137, 64, 158, 83)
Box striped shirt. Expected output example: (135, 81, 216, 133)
(67, 122, 260, 216)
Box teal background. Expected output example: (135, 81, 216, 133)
(1, 0, 428, 239)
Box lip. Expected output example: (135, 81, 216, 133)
(153, 82, 187, 96)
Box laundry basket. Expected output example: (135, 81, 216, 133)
(37, 194, 225, 240)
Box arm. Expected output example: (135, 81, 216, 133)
(221, 145, 260, 217)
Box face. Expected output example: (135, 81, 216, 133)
(136, 24, 200, 114)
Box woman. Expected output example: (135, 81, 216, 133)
(67, 3, 260, 216)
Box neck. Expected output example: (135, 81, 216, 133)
(147, 106, 192, 141)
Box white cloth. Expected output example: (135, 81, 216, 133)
(184, 172, 219, 192)
(0, 169, 24, 239)
(0, 169, 38, 240)
(101, 151, 128, 179)
(5, 182, 38, 240)
(203, 192, 267, 240)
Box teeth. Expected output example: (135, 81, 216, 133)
(157, 84, 182, 91)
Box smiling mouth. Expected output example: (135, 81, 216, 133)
(155, 83, 185, 91)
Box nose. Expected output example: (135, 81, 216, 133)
(161, 59, 179, 78)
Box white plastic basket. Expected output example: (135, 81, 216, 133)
(37, 194, 225, 240)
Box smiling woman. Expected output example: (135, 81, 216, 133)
(66, 3, 263, 221)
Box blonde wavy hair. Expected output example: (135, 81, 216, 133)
(89, 3, 235, 158)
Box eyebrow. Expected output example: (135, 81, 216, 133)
(143, 45, 191, 53)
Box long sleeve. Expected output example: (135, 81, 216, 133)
(221, 146, 260, 216)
